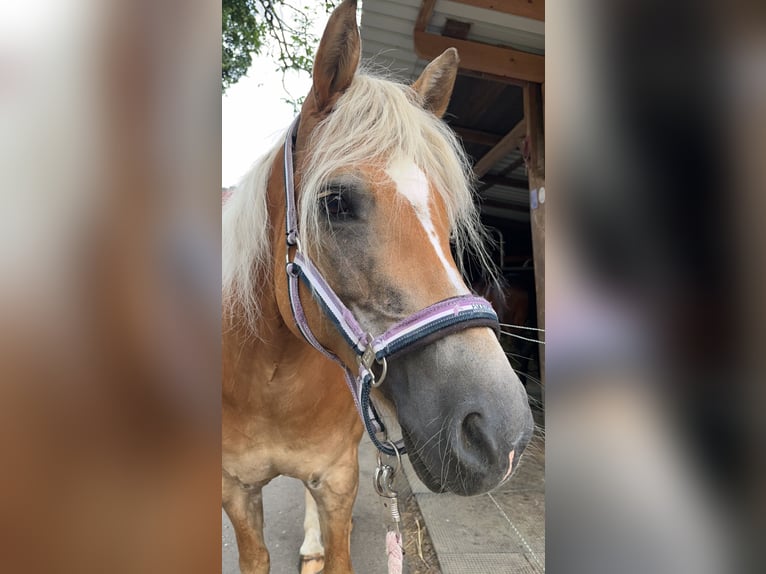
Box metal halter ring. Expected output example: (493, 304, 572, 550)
(376, 440, 402, 474)
(285, 235, 303, 264)
(370, 356, 387, 388)
(358, 333, 388, 387)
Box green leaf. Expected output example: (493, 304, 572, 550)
(222, 0, 341, 95)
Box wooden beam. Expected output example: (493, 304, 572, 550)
(414, 31, 544, 84)
(458, 68, 526, 88)
(452, 0, 544, 22)
(415, 0, 436, 31)
(473, 118, 526, 177)
(452, 126, 502, 147)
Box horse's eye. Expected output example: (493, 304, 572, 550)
(322, 187, 353, 219)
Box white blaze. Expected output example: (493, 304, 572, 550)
(386, 158, 469, 294)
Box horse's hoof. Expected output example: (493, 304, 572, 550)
(299, 553, 324, 574)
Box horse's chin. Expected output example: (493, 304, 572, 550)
(401, 425, 501, 496)
(401, 426, 448, 493)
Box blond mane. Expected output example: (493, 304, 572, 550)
(223, 70, 494, 332)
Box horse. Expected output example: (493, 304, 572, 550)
(471, 270, 539, 387)
(222, 2, 534, 573)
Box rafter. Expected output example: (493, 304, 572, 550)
(414, 31, 544, 84)
(473, 118, 526, 177)
(452, 126, 502, 147)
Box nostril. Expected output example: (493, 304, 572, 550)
(460, 411, 492, 454)
(461, 412, 482, 441)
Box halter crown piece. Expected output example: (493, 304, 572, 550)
(283, 115, 500, 455)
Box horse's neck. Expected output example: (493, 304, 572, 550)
(222, 158, 349, 411)
(222, 285, 332, 409)
(223, 283, 362, 449)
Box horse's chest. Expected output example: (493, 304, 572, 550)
(222, 350, 362, 482)
(223, 433, 350, 485)
(222, 450, 275, 486)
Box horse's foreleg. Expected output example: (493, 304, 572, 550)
(307, 449, 359, 574)
(299, 488, 325, 574)
(222, 473, 269, 574)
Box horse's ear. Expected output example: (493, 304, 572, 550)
(412, 48, 459, 118)
(311, 0, 361, 113)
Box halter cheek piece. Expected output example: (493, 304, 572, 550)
(283, 115, 500, 456)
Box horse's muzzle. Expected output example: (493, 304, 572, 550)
(401, 397, 534, 496)
(384, 327, 534, 495)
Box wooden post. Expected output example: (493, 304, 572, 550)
(523, 82, 545, 386)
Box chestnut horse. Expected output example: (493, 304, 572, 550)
(222, 2, 533, 572)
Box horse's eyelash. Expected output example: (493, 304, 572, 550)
(318, 183, 357, 199)
(316, 189, 341, 200)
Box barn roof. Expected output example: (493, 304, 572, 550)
(360, 0, 545, 226)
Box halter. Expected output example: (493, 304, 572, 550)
(283, 115, 500, 456)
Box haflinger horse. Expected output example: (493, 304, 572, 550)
(222, 1, 534, 573)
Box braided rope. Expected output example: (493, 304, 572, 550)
(385, 531, 403, 574)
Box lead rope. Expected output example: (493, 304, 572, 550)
(386, 531, 403, 574)
(374, 441, 404, 574)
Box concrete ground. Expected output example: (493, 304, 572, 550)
(223, 405, 545, 573)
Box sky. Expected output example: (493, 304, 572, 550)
(221, 56, 311, 188)
(221, 8, 339, 188)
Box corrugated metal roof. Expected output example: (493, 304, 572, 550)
(492, 149, 528, 180)
(430, 1, 544, 52)
(361, 0, 544, 80)
(480, 203, 530, 223)
(483, 184, 528, 206)
(360, 0, 422, 81)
